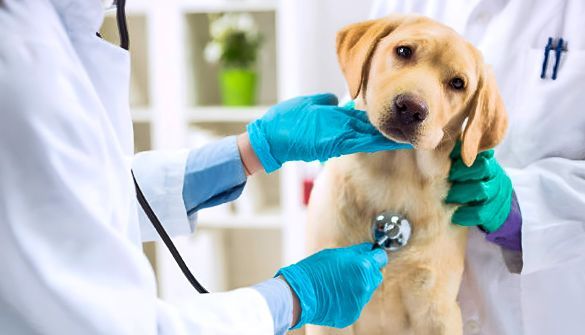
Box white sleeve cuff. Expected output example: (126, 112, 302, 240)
(133, 149, 195, 242)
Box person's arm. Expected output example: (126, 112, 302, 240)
(0, 15, 276, 334)
(133, 136, 246, 241)
(481, 191, 523, 273)
(238, 132, 263, 175)
(483, 191, 522, 251)
(252, 277, 300, 334)
(446, 144, 525, 271)
(136, 94, 410, 241)
(133, 133, 260, 241)
(448, 143, 585, 275)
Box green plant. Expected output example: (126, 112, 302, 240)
(204, 13, 263, 69)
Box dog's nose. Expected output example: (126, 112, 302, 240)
(393, 94, 428, 126)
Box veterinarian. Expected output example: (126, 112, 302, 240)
(371, 1, 585, 334)
(0, 1, 414, 334)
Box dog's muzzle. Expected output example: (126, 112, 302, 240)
(380, 94, 428, 142)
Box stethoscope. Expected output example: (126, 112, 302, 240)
(101, 0, 211, 294)
(104, 0, 218, 294)
(110, 1, 412, 295)
(136, 165, 412, 295)
(101, 0, 129, 50)
(371, 211, 412, 251)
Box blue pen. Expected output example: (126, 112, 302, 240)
(552, 38, 564, 80)
(540, 37, 553, 79)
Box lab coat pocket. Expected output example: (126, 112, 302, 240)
(509, 48, 585, 164)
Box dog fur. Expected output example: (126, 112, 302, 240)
(305, 15, 508, 335)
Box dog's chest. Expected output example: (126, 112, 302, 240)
(360, 172, 451, 230)
(334, 151, 455, 247)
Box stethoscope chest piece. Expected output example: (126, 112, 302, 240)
(371, 211, 412, 251)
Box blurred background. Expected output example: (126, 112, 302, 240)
(100, 0, 376, 305)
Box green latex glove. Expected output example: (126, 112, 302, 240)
(446, 142, 513, 232)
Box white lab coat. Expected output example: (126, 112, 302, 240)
(372, 1, 585, 334)
(0, 0, 274, 334)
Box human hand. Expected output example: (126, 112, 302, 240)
(247, 93, 412, 173)
(277, 243, 388, 329)
(447, 142, 513, 232)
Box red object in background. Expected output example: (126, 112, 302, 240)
(302, 178, 314, 206)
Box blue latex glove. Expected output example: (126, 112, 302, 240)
(247, 94, 412, 172)
(277, 243, 388, 329)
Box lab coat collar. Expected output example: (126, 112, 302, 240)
(49, 0, 103, 33)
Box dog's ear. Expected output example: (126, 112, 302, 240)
(461, 65, 508, 166)
(336, 16, 405, 99)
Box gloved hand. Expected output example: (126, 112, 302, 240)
(277, 243, 388, 329)
(446, 142, 513, 232)
(247, 93, 412, 173)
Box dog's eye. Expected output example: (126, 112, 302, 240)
(395, 46, 413, 59)
(449, 77, 465, 90)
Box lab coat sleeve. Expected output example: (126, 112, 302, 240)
(132, 149, 194, 241)
(505, 158, 585, 274)
(156, 289, 275, 335)
(253, 279, 294, 335)
(132, 136, 247, 242)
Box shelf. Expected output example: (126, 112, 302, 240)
(187, 106, 267, 122)
(131, 108, 152, 122)
(179, 0, 277, 13)
(197, 213, 282, 229)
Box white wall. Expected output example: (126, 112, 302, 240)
(278, 0, 376, 99)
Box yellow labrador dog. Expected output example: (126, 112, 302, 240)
(305, 15, 508, 335)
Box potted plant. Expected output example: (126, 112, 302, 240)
(204, 13, 263, 106)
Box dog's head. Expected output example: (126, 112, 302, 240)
(337, 15, 508, 166)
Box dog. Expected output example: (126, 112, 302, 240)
(304, 15, 508, 335)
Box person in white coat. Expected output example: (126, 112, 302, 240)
(370, 1, 585, 334)
(0, 1, 411, 334)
